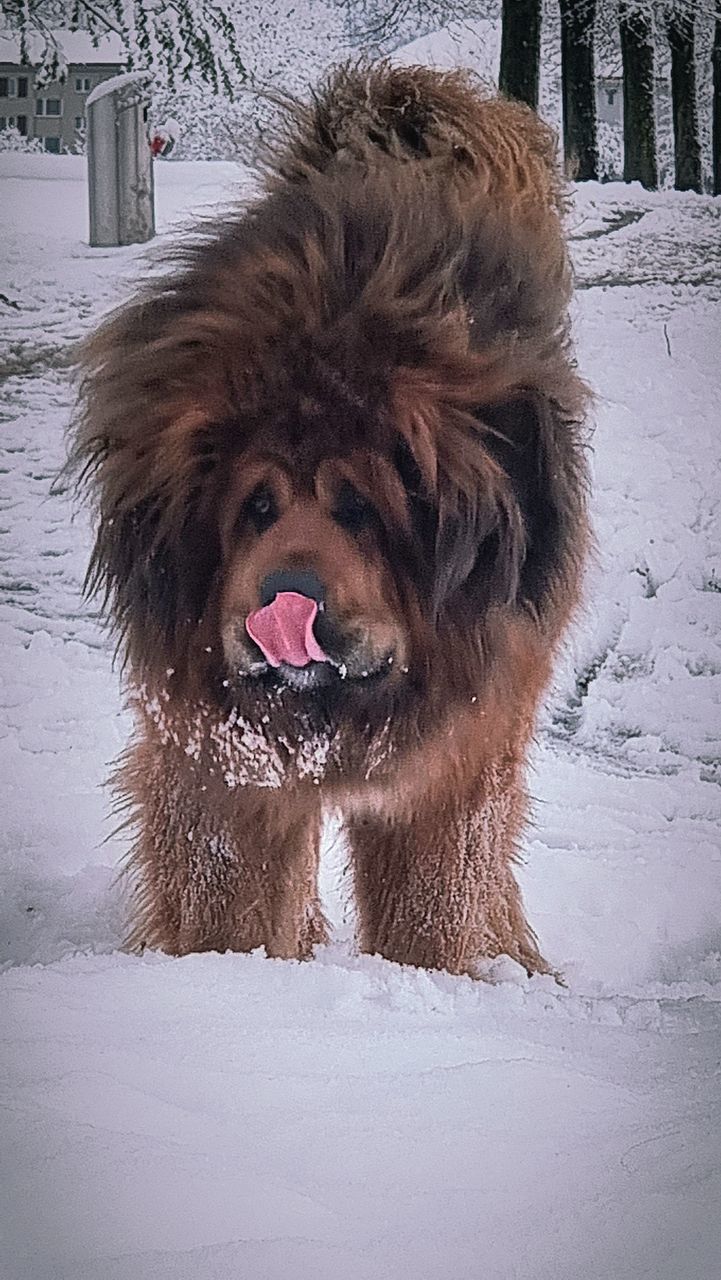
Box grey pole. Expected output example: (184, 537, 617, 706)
(87, 71, 155, 248)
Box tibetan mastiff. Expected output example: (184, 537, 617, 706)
(73, 63, 589, 976)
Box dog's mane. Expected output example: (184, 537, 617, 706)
(71, 62, 589, 697)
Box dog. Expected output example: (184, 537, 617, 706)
(72, 62, 589, 976)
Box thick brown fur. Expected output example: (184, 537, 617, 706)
(71, 62, 590, 977)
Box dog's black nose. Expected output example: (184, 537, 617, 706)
(260, 569, 326, 607)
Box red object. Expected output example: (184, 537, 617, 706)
(246, 592, 328, 667)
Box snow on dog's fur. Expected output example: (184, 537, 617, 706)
(72, 62, 589, 976)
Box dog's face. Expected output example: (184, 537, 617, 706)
(73, 169, 587, 709)
(75, 364, 584, 708)
(209, 365, 571, 703)
(217, 448, 414, 694)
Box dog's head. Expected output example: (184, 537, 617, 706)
(72, 143, 587, 707)
(216, 427, 415, 695)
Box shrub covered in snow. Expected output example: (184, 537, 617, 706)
(0, 126, 44, 154)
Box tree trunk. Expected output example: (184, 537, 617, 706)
(713, 18, 721, 196)
(499, 0, 542, 109)
(667, 8, 702, 192)
(619, 2, 658, 189)
(560, 0, 598, 180)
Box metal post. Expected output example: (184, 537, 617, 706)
(87, 71, 155, 248)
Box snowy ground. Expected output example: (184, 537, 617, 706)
(1, 152, 720, 1280)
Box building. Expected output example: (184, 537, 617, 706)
(0, 29, 125, 153)
(597, 77, 623, 126)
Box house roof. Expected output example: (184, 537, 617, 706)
(394, 18, 500, 83)
(0, 28, 126, 68)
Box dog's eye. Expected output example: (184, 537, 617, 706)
(246, 485, 278, 533)
(332, 483, 374, 534)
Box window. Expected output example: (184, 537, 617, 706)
(75, 76, 92, 93)
(17, 76, 28, 98)
(0, 113, 27, 134)
(36, 98, 62, 117)
(607, 90, 616, 106)
(0, 76, 17, 98)
(43, 136, 61, 153)
(74, 115, 83, 129)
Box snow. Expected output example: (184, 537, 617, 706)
(85, 70, 152, 108)
(393, 18, 500, 83)
(2, 151, 721, 1280)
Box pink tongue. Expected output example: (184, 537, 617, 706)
(246, 592, 328, 668)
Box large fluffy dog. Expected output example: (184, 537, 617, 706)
(73, 63, 589, 976)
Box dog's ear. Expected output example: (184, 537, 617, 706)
(433, 485, 525, 616)
(479, 392, 586, 611)
(71, 407, 223, 676)
(86, 487, 219, 669)
(83, 481, 221, 676)
(432, 392, 585, 617)
(394, 418, 526, 616)
(71, 287, 225, 676)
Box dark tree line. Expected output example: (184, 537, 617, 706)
(499, 0, 542, 104)
(667, 4, 703, 189)
(560, 0, 598, 181)
(619, 2, 658, 189)
(498, 0, 717, 193)
(712, 14, 721, 191)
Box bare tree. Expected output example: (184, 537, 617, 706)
(559, 0, 598, 179)
(2, 0, 247, 93)
(340, 0, 497, 55)
(618, 0, 659, 187)
(499, 0, 542, 107)
(666, 2, 703, 189)
(713, 14, 721, 192)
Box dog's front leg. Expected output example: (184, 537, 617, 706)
(348, 776, 549, 977)
(119, 734, 326, 958)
